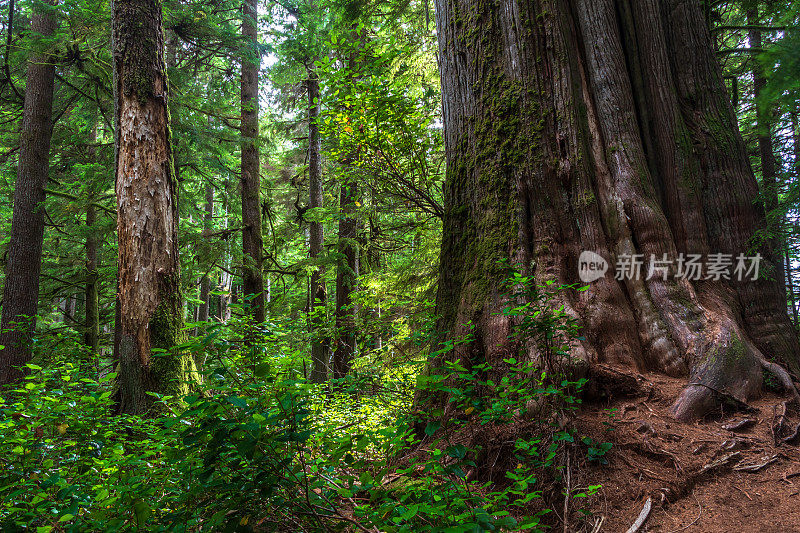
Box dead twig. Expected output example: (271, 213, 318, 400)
(734, 454, 779, 472)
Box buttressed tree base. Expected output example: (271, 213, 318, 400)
(431, 0, 800, 420)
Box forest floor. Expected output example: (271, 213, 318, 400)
(578, 366, 800, 532)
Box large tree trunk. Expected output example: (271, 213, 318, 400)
(240, 0, 265, 323)
(0, 0, 57, 385)
(113, 0, 191, 415)
(430, 0, 800, 421)
(308, 65, 331, 384)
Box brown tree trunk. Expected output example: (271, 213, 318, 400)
(113, 0, 191, 415)
(196, 184, 213, 356)
(334, 179, 358, 379)
(0, 0, 57, 385)
(240, 0, 265, 323)
(429, 0, 800, 421)
(84, 123, 100, 353)
(308, 65, 330, 384)
(748, 7, 786, 298)
(198, 185, 213, 327)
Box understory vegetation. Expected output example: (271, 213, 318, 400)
(1, 276, 608, 532)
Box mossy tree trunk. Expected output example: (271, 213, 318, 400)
(430, 0, 800, 421)
(240, 0, 265, 324)
(113, 0, 190, 415)
(0, 0, 57, 385)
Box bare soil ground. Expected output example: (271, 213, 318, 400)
(577, 366, 800, 532)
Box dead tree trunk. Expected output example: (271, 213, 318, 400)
(113, 0, 192, 415)
(0, 0, 57, 385)
(240, 0, 265, 323)
(429, 0, 800, 421)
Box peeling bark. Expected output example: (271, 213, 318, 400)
(113, 0, 191, 415)
(430, 0, 800, 421)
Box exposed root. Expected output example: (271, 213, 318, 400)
(759, 357, 800, 404)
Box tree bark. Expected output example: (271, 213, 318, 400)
(429, 0, 800, 421)
(748, 7, 786, 298)
(0, 0, 57, 385)
(198, 185, 213, 327)
(334, 178, 358, 379)
(308, 65, 330, 384)
(84, 123, 100, 353)
(240, 0, 265, 323)
(113, 0, 191, 415)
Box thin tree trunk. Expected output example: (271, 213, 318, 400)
(748, 7, 786, 297)
(196, 184, 213, 342)
(428, 0, 800, 423)
(113, 0, 191, 415)
(789, 108, 800, 326)
(84, 124, 100, 353)
(240, 0, 265, 323)
(0, 0, 57, 385)
(308, 64, 330, 384)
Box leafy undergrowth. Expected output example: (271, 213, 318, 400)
(0, 276, 609, 532)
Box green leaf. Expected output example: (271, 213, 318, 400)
(424, 421, 441, 436)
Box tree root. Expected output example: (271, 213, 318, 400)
(758, 357, 800, 404)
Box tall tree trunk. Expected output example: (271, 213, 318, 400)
(0, 0, 57, 385)
(429, 0, 800, 422)
(240, 0, 265, 323)
(113, 0, 191, 415)
(333, 29, 363, 380)
(334, 179, 358, 379)
(789, 108, 800, 325)
(196, 184, 213, 343)
(748, 7, 786, 298)
(85, 202, 100, 352)
(84, 124, 100, 353)
(308, 65, 330, 384)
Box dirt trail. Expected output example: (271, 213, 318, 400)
(578, 367, 800, 532)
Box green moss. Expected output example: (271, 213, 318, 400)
(149, 271, 195, 397)
(114, 0, 165, 102)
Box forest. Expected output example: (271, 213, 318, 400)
(1, 0, 800, 530)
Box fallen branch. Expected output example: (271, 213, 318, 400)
(625, 497, 651, 533)
(734, 454, 779, 472)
